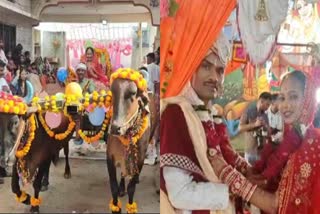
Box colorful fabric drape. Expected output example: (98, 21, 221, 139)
(160, 0, 236, 98)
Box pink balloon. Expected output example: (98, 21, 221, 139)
(45, 112, 62, 129)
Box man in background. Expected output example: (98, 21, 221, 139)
(239, 92, 272, 165)
(144, 52, 160, 165)
(266, 93, 283, 144)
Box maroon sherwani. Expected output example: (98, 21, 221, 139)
(161, 104, 248, 214)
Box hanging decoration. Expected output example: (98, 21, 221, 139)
(237, 0, 289, 64)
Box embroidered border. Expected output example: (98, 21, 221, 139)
(160, 153, 205, 177)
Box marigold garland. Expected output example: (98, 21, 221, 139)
(15, 191, 28, 203)
(15, 114, 36, 159)
(109, 199, 122, 212)
(38, 113, 76, 140)
(118, 115, 149, 146)
(0, 92, 27, 115)
(110, 68, 147, 91)
(78, 109, 112, 143)
(30, 197, 42, 206)
(126, 202, 138, 214)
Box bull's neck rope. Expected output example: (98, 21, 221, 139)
(113, 105, 140, 131)
(117, 110, 149, 147)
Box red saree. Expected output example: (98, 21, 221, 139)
(80, 55, 109, 86)
(278, 127, 320, 214)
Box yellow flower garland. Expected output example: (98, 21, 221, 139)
(30, 197, 42, 206)
(110, 68, 147, 91)
(0, 92, 27, 115)
(118, 115, 149, 147)
(15, 114, 36, 159)
(109, 199, 122, 212)
(78, 109, 112, 143)
(38, 113, 76, 141)
(15, 191, 28, 203)
(126, 202, 138, 214)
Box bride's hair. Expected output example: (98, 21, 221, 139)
(281, 70, 306, 92)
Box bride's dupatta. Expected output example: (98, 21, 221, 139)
(277, 67, 320, 214)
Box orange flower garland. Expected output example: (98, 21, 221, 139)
(15, 114, 36, 159)
(38, 113, 76, 140)
(126, 202, 138, 214)
(30, 197, 42, 206)
(110, 68, 147, 91)
(0, 92, 27, 115)
(78, 109, 112, 143)
(15, 191, 28, 203)
(109, 199, 122, 212)
(118, 115, 149, 147)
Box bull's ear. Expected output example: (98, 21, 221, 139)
(138, 90, 149, 107)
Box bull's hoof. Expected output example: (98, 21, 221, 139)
(41, 185, 49, 192)
(30, 205, 40, 213)
(64, 173, 71, 179)
(22, 194, 31, 205)
(111, 209, 121, 214)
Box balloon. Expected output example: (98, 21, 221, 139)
(65, 82, 83, 99)
(55, 92, 65, 100)
(88, 107, 105, 126)
(45, 112, 62, 129)
(57, 68, 68, 82)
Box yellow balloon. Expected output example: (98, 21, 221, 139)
(65, 82, 83, 99)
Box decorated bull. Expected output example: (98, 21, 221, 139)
(66, 68, 157, 213)
(6, 67, 157, 213)
(5, 92, 76, 213)
(106, 68, 157, 214)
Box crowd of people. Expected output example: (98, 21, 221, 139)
(0, 40, 58, 104)
(0, 37, 160, 184)
(0, 38, 160, 105)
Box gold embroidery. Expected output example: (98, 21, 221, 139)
(300, 163, 312, 178)
(295, 198, 301, 205)
(278, 157, 295, 214)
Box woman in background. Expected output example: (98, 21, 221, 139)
(81, 47, 108, 86)
(11, 67, 34, 104)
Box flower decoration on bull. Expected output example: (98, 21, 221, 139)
(110, 68, 148, 92)
(0, 92, 27, 115)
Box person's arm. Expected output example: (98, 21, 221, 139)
(217, 124, 251, 174)
(88, 65, 98, 79)
(163, 166, 229, 210)
(208, 151, 278, 214)
(238, 112, 261, 133)
(88, 80, 96, 93)
(11, 73, 19, 87)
